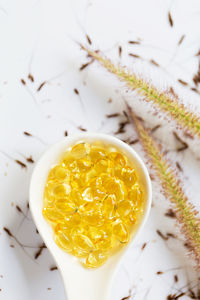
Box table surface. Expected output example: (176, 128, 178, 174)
(0, 0, 200, 299)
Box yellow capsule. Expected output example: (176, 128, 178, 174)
(76, 159, 92, 172)
(128, 184, 143, 205)
(117, 200, 133, 218)
(129, 212, 137, 224)
(48, 165, 70, 181)
(103, 195, 116, 219)
(94, 159, 111, 173)
(71, 143, 90, 159)
(120, 167, 137, 187)
(89, 146, 106, 162)
(83, 251, 108, 268)
(42, 207, 64, 224)
(88, 227, 105, 241)
(84, 212, 104, 227)
(79, 201, 101, 214)
(108, 152, 127, 167)
(96, 236, 116, 251)
(69, 212, 82, 226)
(54, 199, 77, 214)
(113, 222, 129, 243)
(54, 230, 72, 252)
(91, 186, 106, 202)
(50, 183, 71, 197)
(81, 187, 93, 202)
(102, 176, 126, 200)
(73, 247, 88, 258)
(73, 233, 94, 252)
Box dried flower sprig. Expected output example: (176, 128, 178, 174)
(81, 45, 200, 138)
(127, 104, 200, 266)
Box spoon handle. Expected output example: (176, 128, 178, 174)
(59, 264, 113, 300)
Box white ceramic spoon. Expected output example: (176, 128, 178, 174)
(29, 133, 152, 300)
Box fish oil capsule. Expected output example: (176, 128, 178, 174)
(117, 200, 133, 218)
(94, 159, 110, 173)
(76, 159, 92, 172)
(71, 143, 90, 159)
(55, 230, 72, 252)
(83, 251, 108, 268)
(43, 207, 64, 224)
(73, 233, 94, 252)
(128, 184, 143, 205)
(89, 146, 106, 162)
(54, 198, 77, 214)
(113, 222, 129, 243)
(53, 183, 71, 198)
(48, 165, 69, 181)
(120, 167, 137, 187)
(102, 176, 125, 200)
(84, 211, 104, 227)
(103, 195, 116, 219)
(108, 152, 127, 167)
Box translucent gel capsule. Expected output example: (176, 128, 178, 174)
(43, 140, 144, 269)
(113, 222, 129, 243)
(128, 184, 143, 206)
(43, 207, 64, 224)
(94, 159, 111, 174)
(102, 175, 125, 200)
(120, 167, 137, 187)
(71, 143, 90, 159)
(103, 195, 116, 219)
(83, 251, 108, 268)
(76, 159, 92, 172)
(73, 233, 94, 252)
(84, 211, 104, 227)
(117, 200, 133, 218)
(54, 230, 72, 252)
(54, 199, 77, 214)
(108, 152, 127, 167)
(89, 147, 106, 162)
(52, 183, 71, 197)
(48, 165, 70, 181)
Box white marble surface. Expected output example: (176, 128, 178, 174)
(0, 0, 200, 299)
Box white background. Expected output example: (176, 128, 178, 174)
(0, 0, 200, 299)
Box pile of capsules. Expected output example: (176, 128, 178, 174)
(43, 141, 144, 268)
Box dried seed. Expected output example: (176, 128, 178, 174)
(141, 242, 147, 250)
(129, 53, 140, 58)
(178, 35, 185, 46)
(74, 88, 79, 95)
(165, 209, 176, 218)
(24, 131, 32, 136)
(37, 81, 46, 92)
(128, 40, 140, 45)
(156, 230, 168, 241)
(168, 12, 173, 27)
(3, 227, 13, 237)
(106, 113, 120, 118)
(21, 79, 26, 85)
(28, 73, 34, 82)
(118, 46, 122, 57)
(15, 160, 27, 168)
(50, 266, 58, 271)
(86, 34, 92, 45)
(150, 59, 159, 67)
(178, 79, 188, 86)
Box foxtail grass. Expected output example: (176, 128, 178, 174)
(81, 45, 200, 139)
(127, 105, 200, 266)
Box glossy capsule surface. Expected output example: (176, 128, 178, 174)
(43, 141, 144, 268)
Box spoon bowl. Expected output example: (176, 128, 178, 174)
(29, 133, 152, 300)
